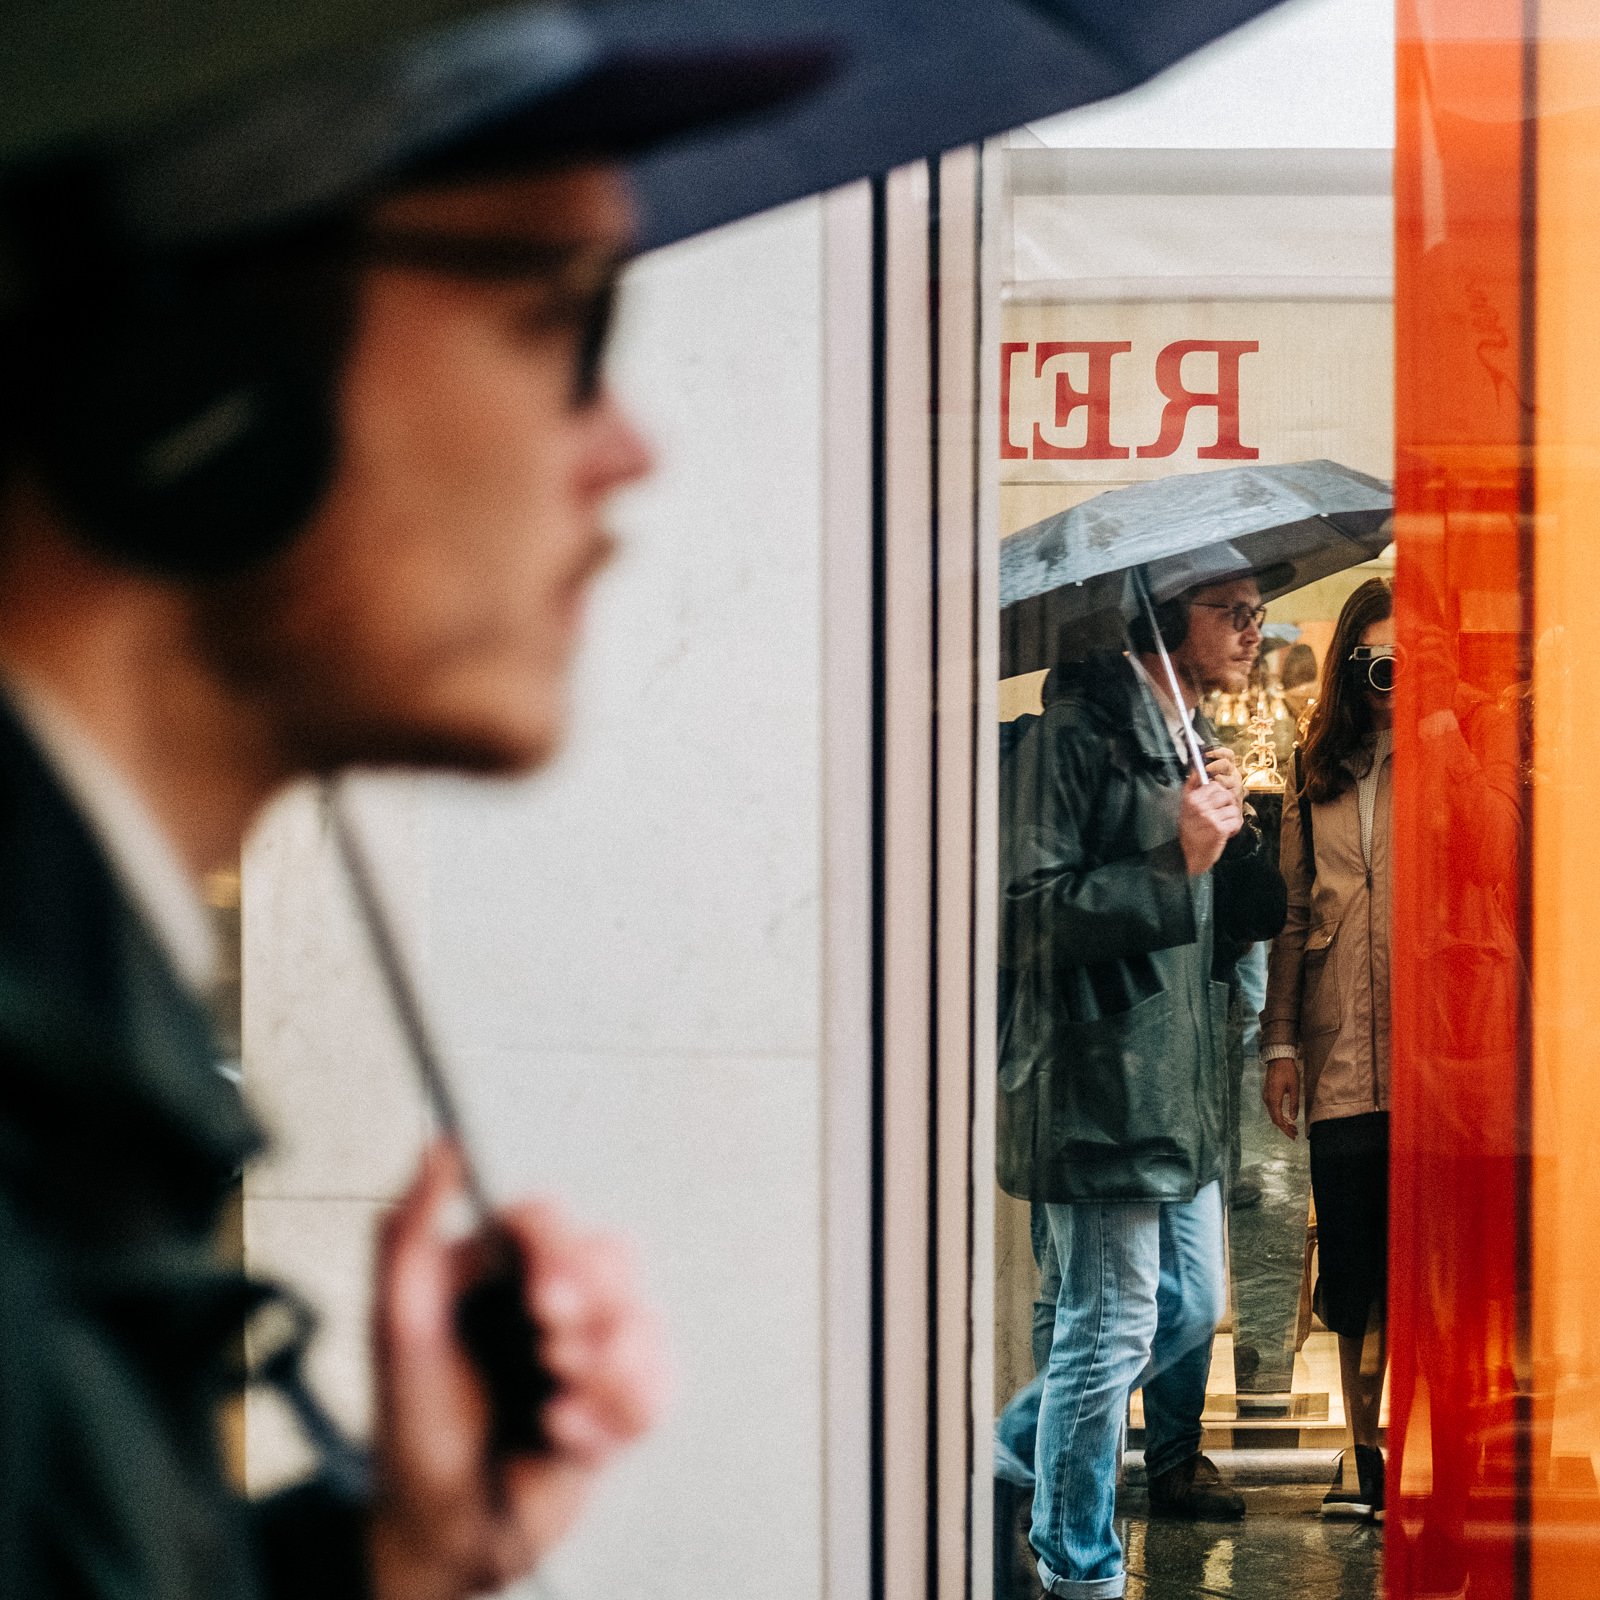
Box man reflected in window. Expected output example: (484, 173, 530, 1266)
(997, 577, 1282, 1599)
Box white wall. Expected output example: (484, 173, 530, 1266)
(242, 196, 829, 1600)
(1026, 0, 1394, 150)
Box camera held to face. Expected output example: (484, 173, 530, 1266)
(1348, 644, 1397, 695)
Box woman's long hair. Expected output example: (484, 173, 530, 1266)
(1299, 576, 1393, 803)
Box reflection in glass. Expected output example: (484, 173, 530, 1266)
(992, 52, 1398, 1596)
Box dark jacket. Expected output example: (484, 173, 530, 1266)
(998, 653, 1268, 1204)
(1213, 788, 1288, 981)
(0, 699, 370, 1600)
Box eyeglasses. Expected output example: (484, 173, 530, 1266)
(348, 228, 623, 409)
(1191, 601, 1268, 633)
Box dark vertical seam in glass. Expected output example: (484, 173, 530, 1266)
(926, 152, 944, 1600)
(870, 170, 889, 1600)
(1513, 8, 1539, 1598)
(961, 144, 985, 1600)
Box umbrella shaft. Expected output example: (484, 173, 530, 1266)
(323, 779, 496, 1225)
(1133, 575, 1209, 783)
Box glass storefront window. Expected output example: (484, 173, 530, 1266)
(991, 13, 1400, 1595)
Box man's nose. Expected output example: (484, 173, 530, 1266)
(585, 388, 656, 491)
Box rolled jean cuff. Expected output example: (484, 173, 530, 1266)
(1143, 1437, 1202, 1481)
(1036, 1557, 1126, 1598)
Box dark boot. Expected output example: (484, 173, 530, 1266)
(1356, 1444, 1385, 1524)
(1320, 1450, 1370, 1519)
(1146, 1453, 1245, 1521)
(1321, 1445, 1385, 1522)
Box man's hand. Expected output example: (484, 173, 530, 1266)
(1261, 1058, 1301, 1139)
(368, 1145, 670, 1600)
(1203, 744, 1244, 810)
(1178, 770, 1242, 876)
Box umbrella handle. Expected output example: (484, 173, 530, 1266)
(1131, 570, 1210, 784)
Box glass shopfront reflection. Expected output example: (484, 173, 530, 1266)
(1206, 563, 1393, 1439)
(995, 146, 1395, 1428)
(991, 18, 1398, 1595)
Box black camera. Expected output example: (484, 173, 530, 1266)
(1348, 644, 1397, 694)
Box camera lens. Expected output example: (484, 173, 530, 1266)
(1367, 654, 1395, 693)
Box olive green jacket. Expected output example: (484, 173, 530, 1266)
(0, 700, 370, 1600)
(998, 653, 1260, 1204)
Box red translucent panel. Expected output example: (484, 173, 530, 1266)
(1390, 5, 1532, 1597)
(1391, 3, 1600, 1593)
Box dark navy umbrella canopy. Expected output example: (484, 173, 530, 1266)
(8, 0, 1292, 252)
(592, 0, 1294, 250)
(1000, 460, 1394, 678)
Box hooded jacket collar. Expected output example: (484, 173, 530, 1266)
(1041, 651, 1197, 770)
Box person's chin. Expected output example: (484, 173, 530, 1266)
(307, 692, 568, 778)
(440, 701, 567, 776)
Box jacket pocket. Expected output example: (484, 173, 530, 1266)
(1208, 979, 1231, 1041)
(998, 988, 1199, 1201)
(1301, 919, 1342, 1039)
(1045, 989, 1183, 1157)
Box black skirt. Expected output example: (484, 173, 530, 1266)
(1309, 1110, 1390, 1340)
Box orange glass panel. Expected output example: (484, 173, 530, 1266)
(1397, 4, 1600, 1596)
(1391, 5, 1531, 1598)
(1530, 10, 1600, 1597)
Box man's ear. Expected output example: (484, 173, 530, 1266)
(1157, 598, 1190, 651)
(14, 273, 340, 579)
(2, 185, 348, 581)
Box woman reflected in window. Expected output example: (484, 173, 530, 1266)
(1260, 577, 1393, 1524)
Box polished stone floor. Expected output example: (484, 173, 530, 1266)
(1119, 1484, 1382, 1600)
(1001, 1482, 1383, 1600)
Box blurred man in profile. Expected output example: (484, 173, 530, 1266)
(0, 9, 825, 1598)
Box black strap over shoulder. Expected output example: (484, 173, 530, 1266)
(1293, 746, 1315, 874)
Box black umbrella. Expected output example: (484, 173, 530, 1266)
(1000, 460, 1393, 679)
(8, 0, 1292, 257)
(2, 1, 599, 164)
(597, 0, 1297, 250)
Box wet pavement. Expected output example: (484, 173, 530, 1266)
(1121, 1484, 1382, 1600)
(1000, 1482, 1383, 1600)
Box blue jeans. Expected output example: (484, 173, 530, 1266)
(1235, 941, 1266, 1068)
(1011, 1182, 1225, 1598)
(1033, 1201, 1062, 1373)
(995, 1205, 1061, 1487)
(995, 1188, 1221, 1489)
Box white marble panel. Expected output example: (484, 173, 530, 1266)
(462, 1049, 825, 1600)
(242, 780, 433, 1201)
(420, 199, 825, 1064)
(239, 196, 831, 1600)
(245, 1055, 826, 1600)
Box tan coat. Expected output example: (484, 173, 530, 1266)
(1261, 742, 1392, 1126)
